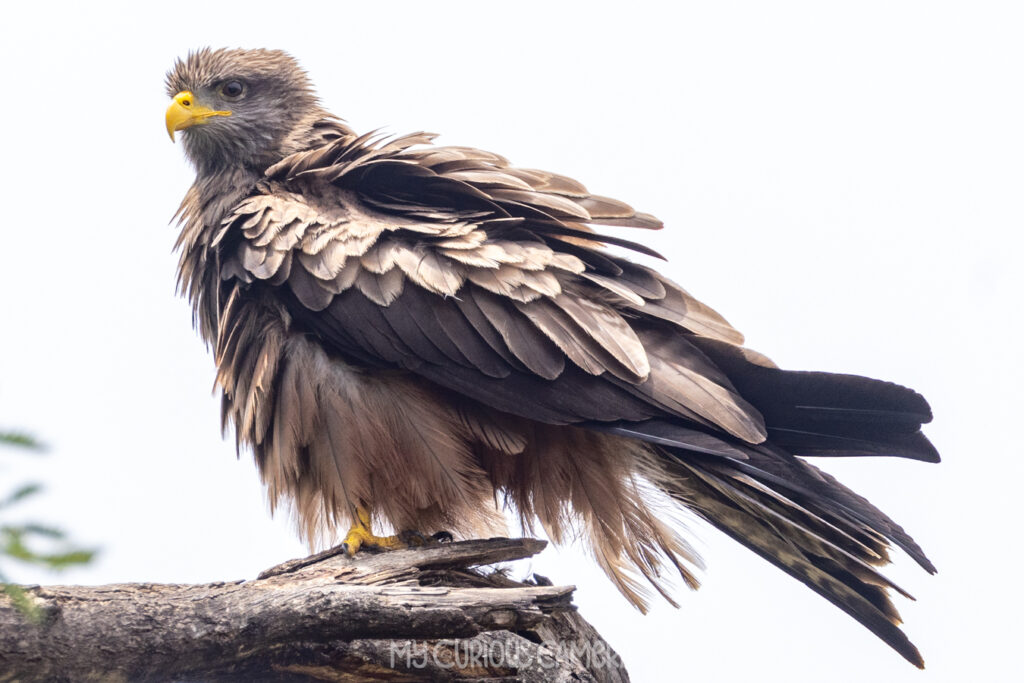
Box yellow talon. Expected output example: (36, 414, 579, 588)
(341, 506, 408, 556)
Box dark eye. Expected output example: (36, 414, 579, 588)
(220, 80, 245, 99)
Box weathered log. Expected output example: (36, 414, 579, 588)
(0, 538, 629, 682)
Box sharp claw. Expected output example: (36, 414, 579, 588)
(342, 526, 366, 556)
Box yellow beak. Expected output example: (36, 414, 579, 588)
(165, 91, 231, 141)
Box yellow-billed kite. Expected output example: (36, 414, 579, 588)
(166, 48, 937, 667)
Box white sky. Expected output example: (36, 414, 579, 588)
(1, 2, 1021, 681)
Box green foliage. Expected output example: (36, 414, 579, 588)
(1, 427, 96, 621)
(0, 432, 43, 449)
(3, 583, 44, 624)
(1, 524, 97, 570)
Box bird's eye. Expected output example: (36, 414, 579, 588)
(220, 80, 245, 100)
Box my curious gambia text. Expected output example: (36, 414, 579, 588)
(389, 636, 621, 672)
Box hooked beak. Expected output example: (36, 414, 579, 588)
(165, 91, 231, 141)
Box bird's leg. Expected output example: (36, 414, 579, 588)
(341, 505, 406, 556)
(341, 505, 454, 556)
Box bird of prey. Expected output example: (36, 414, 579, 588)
(165, 48, 938, 667)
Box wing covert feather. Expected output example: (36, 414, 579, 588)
(220, 130, 763, 442)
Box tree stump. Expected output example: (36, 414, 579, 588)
(0, 538, 630, 682)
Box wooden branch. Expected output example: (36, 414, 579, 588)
(0, 538, 630, 682)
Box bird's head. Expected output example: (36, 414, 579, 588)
(165, 48, 323, 175)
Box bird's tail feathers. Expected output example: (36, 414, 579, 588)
(689, 337, 940, 463)
(659, 446, 930, 668)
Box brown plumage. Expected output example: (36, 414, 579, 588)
(166, 48, 938, 667)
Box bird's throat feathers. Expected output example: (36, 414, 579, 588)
(174, 167, 259, 345)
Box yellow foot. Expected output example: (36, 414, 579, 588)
(341, 525, 407, 556)
(341, 506, 453, 556)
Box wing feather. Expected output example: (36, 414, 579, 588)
(225, 132, 760, 439)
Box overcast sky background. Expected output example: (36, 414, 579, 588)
(1, 2, 1021, 681)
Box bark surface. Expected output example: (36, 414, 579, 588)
(0, 538, 629, 682)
